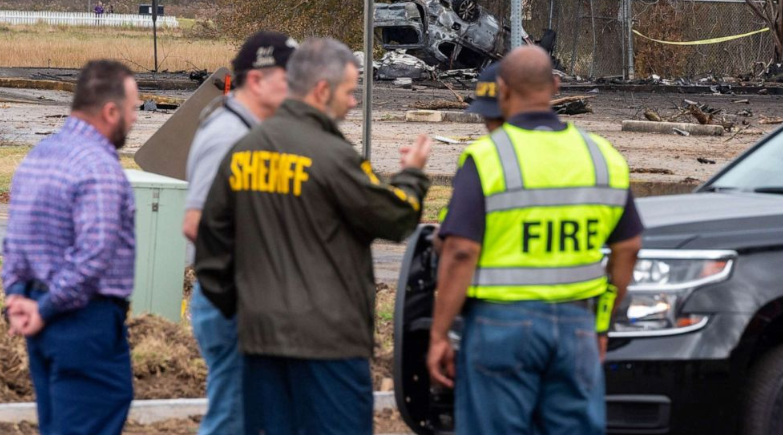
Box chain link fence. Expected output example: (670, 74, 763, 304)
(632, 0, 773, 79)
(486, 0, 774, 80)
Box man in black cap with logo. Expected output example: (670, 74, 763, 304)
(183, 30, 297, 435)
(467, 63, 505, 133)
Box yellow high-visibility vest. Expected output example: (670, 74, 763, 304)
(452, 123, 629, 302)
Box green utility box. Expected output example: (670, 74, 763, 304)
(125, 169, 188, 322)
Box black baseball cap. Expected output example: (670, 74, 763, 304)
(232, 31, 299, 74)
(466, 63, 502, 119)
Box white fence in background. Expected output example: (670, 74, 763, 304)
(0, 11, 178, 28)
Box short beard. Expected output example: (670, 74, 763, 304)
(110, 113, 128, 149)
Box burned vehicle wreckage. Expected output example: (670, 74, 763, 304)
(373, 0, 556, 73)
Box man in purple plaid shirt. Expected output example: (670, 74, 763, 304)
(2, 60, 140, 435)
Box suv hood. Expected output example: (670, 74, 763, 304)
(638, 192, 783, 250)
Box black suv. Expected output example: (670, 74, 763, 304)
(394, 126, 783, 435)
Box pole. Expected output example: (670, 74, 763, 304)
(589, 0, 596, 78)
(621, 0, 627, 80)
(362, 0, 374, 161)
(548, 0, 554, 29)
(626, 0, 635, 79)
(511, 0, 523, 48)
(152, 0, 159, 73)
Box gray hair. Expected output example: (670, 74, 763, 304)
(287, 38, 360, 98)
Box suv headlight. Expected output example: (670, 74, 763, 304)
(610, 250, 736, 337)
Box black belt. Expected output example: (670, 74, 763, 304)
(93, 294, 131, 311)
(466, 297, 596, 310)
(26, 281, 129, 310)
(566, 297, 596, 311)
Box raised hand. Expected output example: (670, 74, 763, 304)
(400, 134, 432, 170)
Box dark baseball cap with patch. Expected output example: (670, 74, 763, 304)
(466, 63, 502, 119)
(232, 31, 299, 74)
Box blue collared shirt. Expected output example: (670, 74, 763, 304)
(2, 117, 136, 321)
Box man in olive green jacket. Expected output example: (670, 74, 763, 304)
(195, 38, 431, 435)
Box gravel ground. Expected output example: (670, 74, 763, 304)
(2, 71, 781, 184)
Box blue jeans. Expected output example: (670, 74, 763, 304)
(456, 299, 605, 435)
(243, 355, 373, 435)
(190, 282, 244, 435)
(24, 289, 133, 435)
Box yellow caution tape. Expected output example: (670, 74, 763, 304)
(633, 27, 769, 46)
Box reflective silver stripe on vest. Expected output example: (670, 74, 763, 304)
(578, 129, 609, 186)
(491, 128, 524, 190)
(472, 262, 605, 287)
(486, 186, 628, 212)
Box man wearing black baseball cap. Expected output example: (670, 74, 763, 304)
(467, 62, 505, 132)
(183, 30, 297, 435)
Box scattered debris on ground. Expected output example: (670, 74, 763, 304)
(760, 116, 783, 125)
(644, 109, 662, 122)
(697, 157, 717, 165)
(684, 100, 722, 125)
(376, 51, 433, 81)
(552, 96, 593, 115)
(434, 135, 473, 144)
(631, 168, 674, 175)
(411, 100, 468, 110)
(622, 120, 724, 136)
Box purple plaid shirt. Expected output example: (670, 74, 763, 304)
(1, 117, 135, 321)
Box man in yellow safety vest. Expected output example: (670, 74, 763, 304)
(427, 45, 643, 434)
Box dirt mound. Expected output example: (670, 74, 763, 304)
(128, 314, 206, 400)
(0, 309, 207, 402)
(123, 417, 202, 435)
(0, 283, 400, 402)
(0, 292, 34, 402)
(0, 421, 37, 435)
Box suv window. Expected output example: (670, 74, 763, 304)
(708, 129, 783, 191)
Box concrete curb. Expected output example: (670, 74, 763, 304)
(405, 110, 482, 124)
(0, 392, 397, 424)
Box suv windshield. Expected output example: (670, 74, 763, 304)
(707, 129, 783, 191)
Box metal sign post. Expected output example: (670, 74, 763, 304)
(362, 0, 374, 161)
(511, 0, 523, 49)
(626, 0, 635, 79)
(152, 0, 159, 73)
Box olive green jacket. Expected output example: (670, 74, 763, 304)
(196, 99, 430, 359)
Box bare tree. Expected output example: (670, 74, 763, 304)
(745, 0, 783, 61)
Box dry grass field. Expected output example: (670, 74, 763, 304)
(0, 23, 233, 72)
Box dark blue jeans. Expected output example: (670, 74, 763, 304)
(190, 282, 243, 435)
(25, 290, 133, 435)
(456, 299, 605, 435)
(243, 355, 373, 435)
